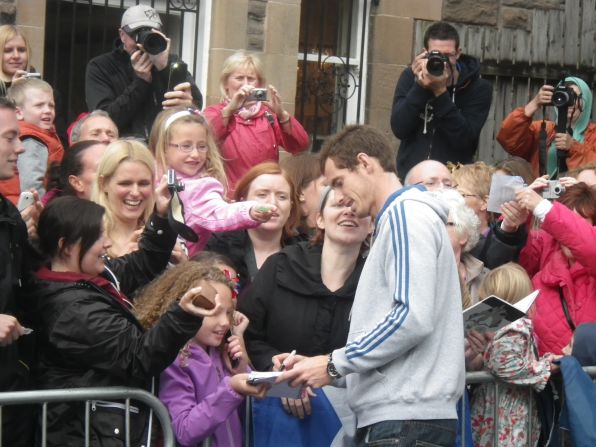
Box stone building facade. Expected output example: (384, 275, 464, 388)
(6, 0, 594, 163)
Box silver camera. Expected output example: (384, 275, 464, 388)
(246, 88, 268, 102)
(167, 169, 184, 192)
(541, 180, 565, 200)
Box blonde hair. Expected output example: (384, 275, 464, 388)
(0, 25, 30, 82)
(92, 139, 156, 236)
(478, 262, 533, 305)
(451, 161, 494, 198)
(8, 78, 53, 108)
(219, 51, 265, 99)
(149, 107, 227, 189)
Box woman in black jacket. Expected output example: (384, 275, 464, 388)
(27, 195, 221, 446)
(238, 188, 371, 428)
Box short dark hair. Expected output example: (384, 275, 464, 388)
(423, 21, 460, 49)
(38, 196, 105, 268)
(319, 124, 396, 173)
(0, 96, 16, 111)
(57, 140, 103, 195)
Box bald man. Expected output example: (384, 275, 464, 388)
(403, 159, 453, 190)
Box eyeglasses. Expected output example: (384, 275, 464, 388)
(415, 180, 454, 189)
(168, 143, 209, 153)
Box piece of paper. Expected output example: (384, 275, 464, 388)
(487, 174, 525, 213)
(247, 371, 302, 399)
(513, 290, 540, 314)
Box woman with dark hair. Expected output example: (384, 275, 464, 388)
(238, 188, 370, 445)
(43, 140, 107, 204)
(205, 162, 302, 291)
(280, 152, 326, 235)
(27, 193, 220, 446)
(514, 182, 596, 356)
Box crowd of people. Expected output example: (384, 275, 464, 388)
(0, 7, 595, 447)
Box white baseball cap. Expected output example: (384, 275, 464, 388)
(121, 5, 162, 32)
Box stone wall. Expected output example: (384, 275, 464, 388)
(207, 0, 301, 115)
(0, 0, 16, 24)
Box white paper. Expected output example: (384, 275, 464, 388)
(487, 174, 525, 213)
(513, 290, 540, 314)
(247, 371, 302, 399)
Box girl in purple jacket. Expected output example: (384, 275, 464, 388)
(150, 107, 277, 257)
(135, 261, 265, 447)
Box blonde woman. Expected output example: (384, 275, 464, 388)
(203, 51, 309, 195)
(92, 139, 156, 258)
(0, 25, 31, 91)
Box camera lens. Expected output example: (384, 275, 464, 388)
(136, 29, 167, 55)
(552, 91, 570, 108)
(426, 51, 446, 77)
(553, 184, 565, 195)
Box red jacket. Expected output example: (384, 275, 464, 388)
(520, 202, 596, 355)
(203, 103, 309, 196)
(0, 122, 64, 204)
(496, 107, 596, 177)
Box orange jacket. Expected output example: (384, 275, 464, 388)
(496, 107, 596, 177)
(0, 122, 64, 204)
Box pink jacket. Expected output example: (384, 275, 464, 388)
(159, 344, 246, 447)
(178, 174, 260, 257)
(520, 202, 596, 355)
(203, 103, 309, 195)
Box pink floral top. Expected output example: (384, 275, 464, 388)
(470, 318, 552, 447)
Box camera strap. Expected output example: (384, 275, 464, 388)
(538, 108, 548, 176)
(558, 287, 576, 332)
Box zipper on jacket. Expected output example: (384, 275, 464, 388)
(90, 400, 140, 414)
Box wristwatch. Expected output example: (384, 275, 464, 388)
(327, 353, 342, 379)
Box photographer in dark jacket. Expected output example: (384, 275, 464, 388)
(85, 4, 202, 141)
(390, 21, 492, 181)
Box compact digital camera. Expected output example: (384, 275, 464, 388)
(246, 88, 268, 102)
(134, 27, 167, 55)
(425, 50, 449, 77)
(167, 169, 184, 193)
(541, 180, 566, 200)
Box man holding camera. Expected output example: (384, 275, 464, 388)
(85, 4, 202, 141)
(390, 22, 492, 181)
(497, 76, 596, 178)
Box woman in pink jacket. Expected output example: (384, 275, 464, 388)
(514, 182, 596, 355)
(203, 51, 310, 196)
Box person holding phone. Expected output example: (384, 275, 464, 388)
(203, 51, 309, 196)
(135, 261, 266, 447)
(85, 4, 202, 141)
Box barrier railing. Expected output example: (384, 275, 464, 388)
(461, 366, 596, 447)
(0, 387, 175, 447)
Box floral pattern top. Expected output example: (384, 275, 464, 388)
(470, 318, 552, 447)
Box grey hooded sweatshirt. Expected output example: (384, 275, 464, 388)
(332, 185, 465, 429)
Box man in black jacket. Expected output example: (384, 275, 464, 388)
(390, 21, 492, 181)
(85, 4, 202, 141)
(0, 97, 39, 446)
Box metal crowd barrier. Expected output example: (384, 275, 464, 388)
(461, 366, 596, 447)
(0, 387, 175, 447)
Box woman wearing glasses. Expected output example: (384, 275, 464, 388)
(203, 51, 309, 197)
(149, 107, 276, 258)
(497, 76, 596, 177)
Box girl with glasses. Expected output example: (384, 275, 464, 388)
(150, 107, 276, 257)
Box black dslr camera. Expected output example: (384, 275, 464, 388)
(425, 50, 449, 77)
(552, 83, 578, 109)
(134, 27, 167, 55)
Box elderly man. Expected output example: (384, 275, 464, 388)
(85, 4, 202, 141)
(69, 110, 119, 145)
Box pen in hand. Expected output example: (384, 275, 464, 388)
(279, 349, 297, 372)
